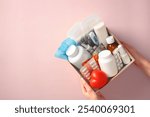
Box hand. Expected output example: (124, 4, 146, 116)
(80, 78, 105, 100)
(121, 41, 150, 77)
(121, 41, 144, 66)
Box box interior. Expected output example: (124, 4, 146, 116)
(68, 28, 135, 92)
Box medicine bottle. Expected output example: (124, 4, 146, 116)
(118, 45, 130, 64)
(106, 36, 118, 53)
(98, 50, 118, 77)
(66, 45, 91, 69)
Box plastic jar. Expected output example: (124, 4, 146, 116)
(98, 50, 118, 77)
(66, 45, 91, 69)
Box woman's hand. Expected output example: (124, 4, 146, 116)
(80, 41, 150, 100)
(122, 41, 150, 77)
(80, 78, 105, 100)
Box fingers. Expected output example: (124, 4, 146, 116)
(80, 78, 105, 100)
(120, 40, 144, 67)
(120, 41, 139, 57)
(80, 78, 94, 93)
(96, 91, 106, 100)
(120, 41, 132, 51)
(80, 78, 87, 94)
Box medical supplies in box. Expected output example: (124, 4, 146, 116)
(55, 16, 135, 91)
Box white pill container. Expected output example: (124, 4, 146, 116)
(66, 45, 91, 69)
(98, 50, 118, 77)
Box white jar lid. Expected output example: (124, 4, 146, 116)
(98, 50, 112, 59)
(106, 36, 115, 44)
(66, 45, 79, 57)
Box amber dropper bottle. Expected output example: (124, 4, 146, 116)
(106, 36, 118, 53)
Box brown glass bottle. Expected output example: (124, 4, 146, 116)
(106, 36, 118, 53)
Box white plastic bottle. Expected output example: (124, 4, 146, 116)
(66, 45, 91, 69)
(98, 50, 118, 77)
(94, 22, 108, 48)
(118, 45, 130, 65)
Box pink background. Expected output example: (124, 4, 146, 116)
(0, 0, 150, 99)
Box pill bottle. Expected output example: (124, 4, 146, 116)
(106, 36, 118, 53)
(66, 45, 91, 69)
(118, 45, 130, 65)
(98, 50, 118, 77)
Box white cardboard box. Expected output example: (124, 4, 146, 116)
(60, 16, 135, 92)
(68, 25, 135, 92)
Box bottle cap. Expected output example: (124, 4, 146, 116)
(118, 45, 126, 55)
(98, 50, 112, 59)
(106, 36, 115, 44)
(66, 45, 79, 58)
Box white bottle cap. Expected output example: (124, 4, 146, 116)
(66, 45, 79, 58)
(106, 36, 115, 44)
(118, 45, 126, 55)
(98, 50, 112, 59)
